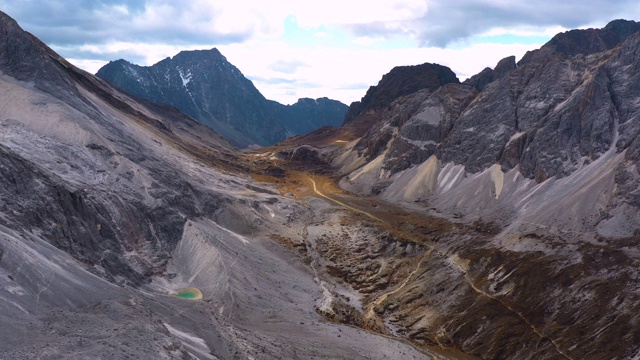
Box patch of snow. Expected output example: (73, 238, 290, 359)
(125, 65, 144, 84)
(177, 68, 192, 87)
(400, 136, 437, 148)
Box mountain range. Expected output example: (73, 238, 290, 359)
(96, 49, 348, 147)
(2, 8, 640, 360)
(273, 18, 640, 359)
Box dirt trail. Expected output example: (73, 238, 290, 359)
(307, 177, 388, 225)
(305, 174, 573, 360)
(246, 162, 571, 359)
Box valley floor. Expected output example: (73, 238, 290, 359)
(246, 154, 640, 360)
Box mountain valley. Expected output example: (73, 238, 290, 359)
(1, 9, 640, 360)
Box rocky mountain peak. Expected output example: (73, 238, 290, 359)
(0, 9, 21, 34)
(343, 62, 459, 124)
(97, 48, 347, 147)
(0, 10, 75, 92)
(604, 19, 640, 40)
(493, 55, 516, 77)
(464, 55, 516, 92)
(164, 48, 233, 73)
(173, 47, 224, 61)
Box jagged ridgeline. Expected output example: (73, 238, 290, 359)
(271, 19, 640, 359)
(96, 49, 348, 147)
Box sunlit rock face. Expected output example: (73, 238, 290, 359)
(96, 49, 347, 147)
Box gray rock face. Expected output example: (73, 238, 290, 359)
(343, 62, 459, 124)
(96, 50, 347, 147)
(342, 22, 640, 184)
(463, 55, 516, 91)
(358, 84, 477, 175)
(519, 19, 640, 65)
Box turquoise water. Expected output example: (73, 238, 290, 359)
(176, 290, 198, 299)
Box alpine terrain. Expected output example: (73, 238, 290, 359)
(96, 49, 348, 147)
(266, 18, 640, 360)
(2, 6, 640, 360)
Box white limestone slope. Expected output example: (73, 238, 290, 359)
(343, 143, 628, 239)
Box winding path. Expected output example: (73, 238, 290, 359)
(306, 175, 574, 360)
(307, 177, 388, 225)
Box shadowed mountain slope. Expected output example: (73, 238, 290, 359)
(97, 50, 347, 147)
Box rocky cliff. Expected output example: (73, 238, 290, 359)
(342, 62, 459, 133)
(96, 50, 347, 147)
(329, 19, 640, 196)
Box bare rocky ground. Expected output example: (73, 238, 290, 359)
(246, 152, 640, 359)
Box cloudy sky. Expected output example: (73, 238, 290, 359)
(1, 1, 639, 105)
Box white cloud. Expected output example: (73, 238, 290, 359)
(67, 59, 108, 74)
(352, 36, 381, 46)
(408, 0, 640, 46)
(480, 25, 569, 38)
(218, 39, 542, 105)
(286, 0, 428, 28)
(3, 0, 638, 106)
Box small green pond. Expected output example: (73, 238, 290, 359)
(177, 291, 197, 298)
(175, 287, 203, 300)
